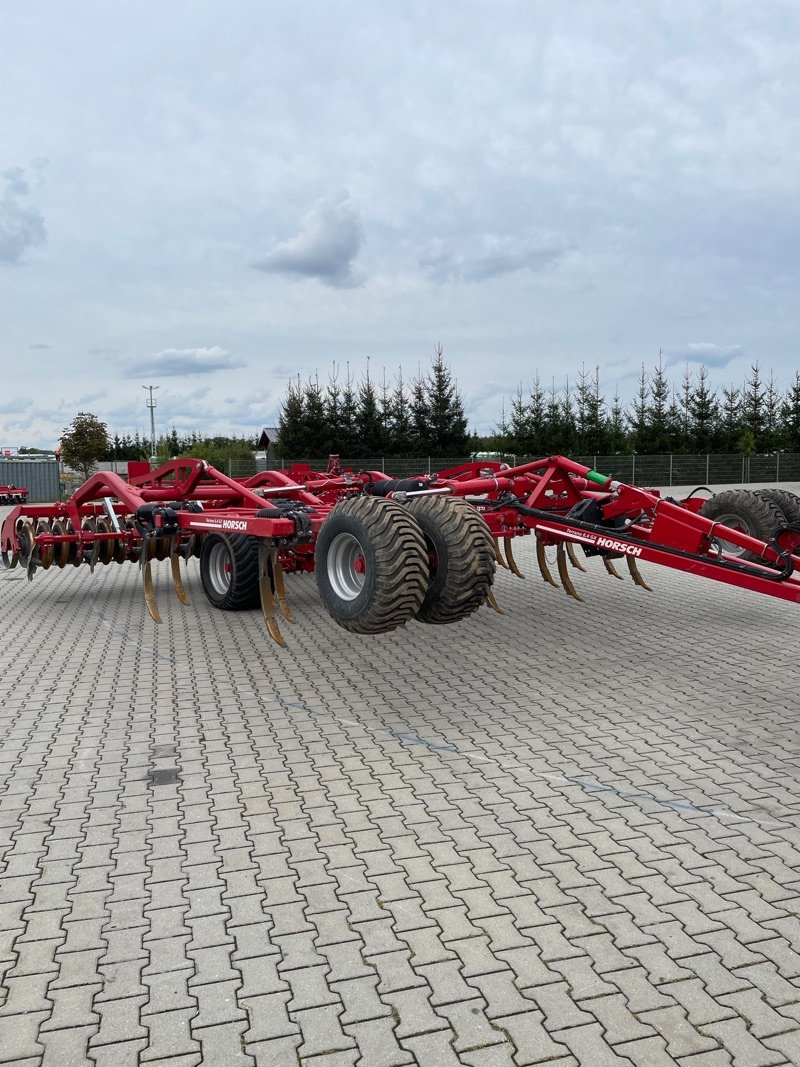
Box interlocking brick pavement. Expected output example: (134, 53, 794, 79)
(2, 495, 800, 1065)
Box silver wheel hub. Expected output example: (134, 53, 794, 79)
(207, 541, 233, 594)
(327, 532, 366, 600)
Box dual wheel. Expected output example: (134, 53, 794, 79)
(199, 495, 497, 635)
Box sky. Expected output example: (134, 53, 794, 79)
(2, 1, 800, 448)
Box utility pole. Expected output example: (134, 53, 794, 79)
(143, 385, 159, 459)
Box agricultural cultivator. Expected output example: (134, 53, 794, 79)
(2, 455, 800, 647)
(0, 484, 28, 506)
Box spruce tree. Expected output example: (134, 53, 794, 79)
(324, 363, 344, 453)
(301, 375, 327, 457)
(628, 365, 649, 451)
(509, 383, 532, 455)
(277, 377, 305, 457)
(606, 388, 628, 453)
(719, 384, 742, 451)
(426, 344, 469, 454)
(742, 362, 765, 446)
(781, 371, 800, 451)
(688, 366, 719, 452)
(340, 364, 358, 455)
(763, 371, 781, 453)
(355, 365, 383, 454)
(409, 368, 431, 454)
(389, 368, 412, 454)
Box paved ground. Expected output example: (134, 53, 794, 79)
(1, 492, 800, 1066)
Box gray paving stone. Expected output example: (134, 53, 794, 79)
(4, 522, 800, 1066)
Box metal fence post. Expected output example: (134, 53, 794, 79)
(777, 452, 780, 482)
(669, 454, 673, 486)
(706, 454, 710, 484)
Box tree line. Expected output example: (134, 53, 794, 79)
(277, 345, 470, 458)
(281, 356, 800, 459)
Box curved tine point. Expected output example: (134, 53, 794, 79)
(89, 539, 100, 574)
(493, 539, 509, 569)
(602, 556, 625, 580)
(503, 537, 525, 578)
(259, 543, 285, 646)
(485, 588, 505, 614)
(170, 548, 190, 605)
(26, 558, 37, 582)
(143, 560, 162, 623)
(270, 549, 292, 622)
(536, 536, 559, 588)
(566, 541, 587, 572)
(627, 556, 653, 591)
(557, 542, 584, 602)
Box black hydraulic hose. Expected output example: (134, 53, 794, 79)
(504, 498, 796, 584)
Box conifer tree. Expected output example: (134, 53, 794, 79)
(781, 371, 800, 451)
(324, 363, 344, 453)
(389, 368, 412, 454)
(340, 364, 358, 455)
(355, 363, 383, 454)
(628, 365, 649, 451)
(409, 367, 431, 453)
(301, 374, 327, 457)
(719, 384, 742, 451)
(688, 366, 719, 451)
(742, 362, 765, 446)
(606, 388, 628, 453)
(426, 344, 469, 453)
(277, 377, 305, 457)
(763, 370, 781, 453)
(509, 383, 532, 455)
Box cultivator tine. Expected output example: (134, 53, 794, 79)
(485, 588, 505, 613)
(503, 537, 525, 578)
(143, 558, 162, 623)
(566, 542, 586, 572)
(258, 542, 285, 646)
(535, 535, 559, 588)
(603, 556, 624, 580)
(627, 556, 653, 591)
(270, 549, 292, 622)
(170, 545, 189, 606)
(492, 538, 509, 569)
(556, 542, 584, 602)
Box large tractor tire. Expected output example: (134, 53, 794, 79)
(315, 496, 428, 634)
(405, 496, 496, 624)
(200, 534, 260, 609)
(699, 490, 786, 563)
(754, 488, 800, 528)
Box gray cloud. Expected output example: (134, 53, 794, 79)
(87, 346, 119, 356)
(663, 342, 743, 369)
(0, 395, 32, 415)
(252, 192, 364, 288)
(419, 233, 566, 283)
(123, 346, 246, 378)
(0, 167, 46, 264)
(28, 342, 50, 350)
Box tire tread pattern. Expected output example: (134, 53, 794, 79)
(316, 496, 428, 634)
(200, 534, 260, 610)
(407, 496, 496, 624)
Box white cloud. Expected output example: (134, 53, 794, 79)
(252, 191, 364, 288)
(123, 346, 246, 378)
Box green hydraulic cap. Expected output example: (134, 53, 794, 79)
(586, 469, 610, 486)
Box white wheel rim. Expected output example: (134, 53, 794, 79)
(207, 541, 232, 595)
(327, 532, 366, 600)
